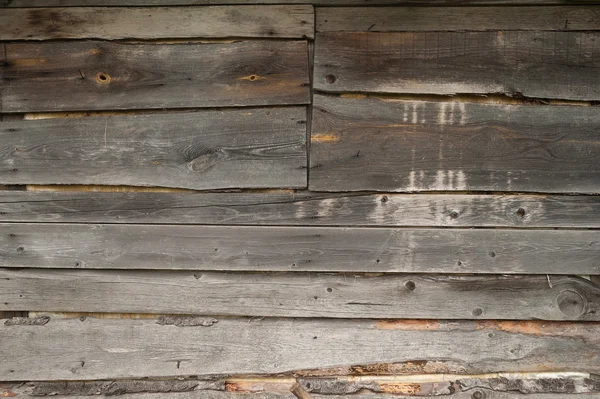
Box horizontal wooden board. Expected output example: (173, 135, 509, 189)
(2, 317, 600, 380)
(317, 6, 600, 32)
(4, 0, 600, 5)
(2, 269, 599, 320)
(0, 108, 307, 189)
(310, 95, 600, 193)
(1, 191, 600, 227)
(314, 32, 600, 100)
(1, 40, 309, 112)
(0, 6, 314, 40)
(1, 223, 598, 274)
(4, 379, 600, 399)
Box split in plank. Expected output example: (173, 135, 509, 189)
(2, 317, 600, 380)
(1, 223, 598, 274)
(310, 94, 600, 193)
(1, 40, 309, 112)
(317, 6, 600, 32)
(0, 6, 314, 41)
(0, 108, 307, 190)
(2, 269, 599, 320)
(1, 191, 600, 227)
(314, 32, 600, 101)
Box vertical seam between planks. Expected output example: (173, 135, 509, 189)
(0, 42, 6, 115)
(305, 7, 316, 188)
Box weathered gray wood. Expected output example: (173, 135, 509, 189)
(2, 317, 600, 380)
(0, 6, 314, 40)
(4, 0, 600, 5)
(4, 269, 598, 320)
(1, 40, 309, 112)
(0, 108, 307, 189)
(1, 191, 599, 227)
(1, 223, 598, 274)
(314, 32, 600, 100)
(310, 95, 600, 193)
(317, 6, 600, 32)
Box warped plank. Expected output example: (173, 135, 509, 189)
(0, 6, 314, 40)
(2, 317, 600, 380)
(317, 6, 600, 32)
(314, 32, 600, 100)
(0, 108, 307, 189)
(1, 40, 309, 112)
(1, 224, 598, 274)
(2, 269, 599, 320)
(310, 95, 600, 193)
(1, 191, 600, 227)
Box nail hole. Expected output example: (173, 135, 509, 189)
(16, 246, 24, 253)
(472, 391, 484, 399)
(325, 74, 337, 84)
(96, 72, 111, 83)
(326, 287, 333, 292)
(404, 280, 416, 291)
(489, 251, 496, 258)
(193, 273, 202, 279)
(472, 308, 483, 316)
(449, 211, 459, 219)
(381, 196, 388, 203)
(457, 260, 462, 266)
(79, 316, 86, 322)
(515, 208, 526, 218)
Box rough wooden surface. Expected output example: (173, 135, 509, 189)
(4, 269, 598, 320)
(2, 317, 600, 380)
(1, 191, 599, 227)
(314, 32, 600, 100)
(1, 40, 309, 112)
(0, 6, 314, 40)
(4, 0, 600, 5)
(1, 223, 598, 274)
(0, 108, 307, 189)
(310, 95, 600, 193)
(317, 6, 600, 32)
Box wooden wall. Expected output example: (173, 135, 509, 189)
(1, 2, 600, 398)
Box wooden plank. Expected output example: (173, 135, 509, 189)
(0, 6, 314, 40)
(1, 40, 309, 112)
(4, 387, 600, 399)
(1, 223, 598, 274)
(2, 317, 600, 380)
(2, 269, 599, 320)
(310, 95, 600, 193)
(0, 108, 307, 189)
(317, 6, 600, 32)
(1, 191, 600, 227)
(313, 32, 600, 101)
(4, 0, 600, 5)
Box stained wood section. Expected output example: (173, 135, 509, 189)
(2, 269, 599, 320)
(0, 108, 307, 189)
(1, 191, 599, 227)
(0, 6, 314, 40)
(1, 223, 598, 274)
(1, 40, 309, 112)
(314, 32, 600, 100)
(317, 6, 600, 32)
(2, 317, 600, 380)
(310, 95, 600, 193)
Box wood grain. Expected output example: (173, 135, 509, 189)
(0, 6, 314, 40)
(1, 40, 309, 112)
(0, 108, 307, 189)
(2, 317, 600, 380)
(310, 95, 600, 193)
(314, 32, 600, 100)
(4, 0, 600, 5)
(2, 269, 598, 320)
(1, 191, 599, 227)
(1, 223, 598, 274)
(317, 6, 600, 32)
